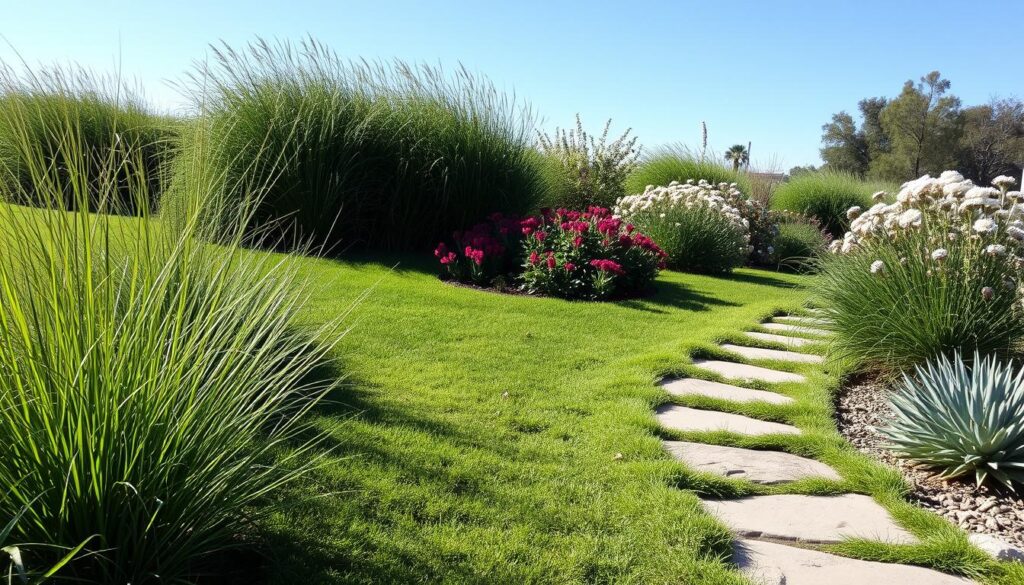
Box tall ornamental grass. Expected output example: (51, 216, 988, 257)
(817, 171, 1024, 372)
(172, 37, 546, 251)
(0, 67, 339, 583)
(624, 145, 751, 197)
(0, 64, 175, 214)
(771, 171, 882, 236)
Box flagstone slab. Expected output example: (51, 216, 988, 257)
(660, 377, 794, 405)
(692, 359, 806, 384)
(720, 343, 823, 365)
(733, 539, 975, 585)
(704, 494, 917, 544)
(744, 332, 815, 348)
(663, 441, 839, 484)
(655, 405, 801, 436)
(762, 322, 832, 337)
(774, 315, 832, 326)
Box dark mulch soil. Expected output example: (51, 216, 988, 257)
(835, 375, 1024, 549)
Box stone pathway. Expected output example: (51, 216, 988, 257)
(653, 311, 980, 584)
(661, 377, 794, 405)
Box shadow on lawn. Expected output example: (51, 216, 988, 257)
(723, 269, 803, 289)
(617, 279, 740, 314)
(260, 358, 529, 584)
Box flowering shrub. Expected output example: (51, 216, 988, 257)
(817, 171, 1024, 371)
(720, 188, 779, 266)
(435, 207, 666, 300)
(615, 180, 751, 274)
(435, 213, 523, 287)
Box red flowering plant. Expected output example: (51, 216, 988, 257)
(434, 212, 524, 286)
(519, 206, 666, 300)
(435, 207, 665, 300)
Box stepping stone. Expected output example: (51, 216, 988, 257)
(745, 332, 814, 348)
(719, 343, 823, 365)
(655, 405, 801, 436)
(703, 494, 917, 544)
(692, 359, 806, 384)
(762, 322, 831, 337)
(774, 315, 832, 326)
(733, 539, 975, 585)
(660, 377, 794, 405)
(663, 441, 840, 484)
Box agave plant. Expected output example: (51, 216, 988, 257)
(878, 351, 1024, 489)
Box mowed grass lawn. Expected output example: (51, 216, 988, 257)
(261, 254, 813, 584)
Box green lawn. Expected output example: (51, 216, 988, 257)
(254, 253, 1023, 584)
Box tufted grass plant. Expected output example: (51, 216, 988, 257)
(0, 67, 339, 583)
(630, 205, 748, 274)
(171, 37, 546, 252)
(816, 226, 1024, 373)
(771, 171, 879, 236)
(0, 63, 176, 214)
(624, 145, 751, 197)
(772, 214, 830, 273)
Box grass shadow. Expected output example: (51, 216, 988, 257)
(618, 279, 741, 313)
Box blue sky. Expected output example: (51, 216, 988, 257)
(2, 0, 1021, 168)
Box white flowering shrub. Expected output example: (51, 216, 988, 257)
(615, 180, 751, 273)
(817, 171, 1024, 371)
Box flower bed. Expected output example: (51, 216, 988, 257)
(435, 207, 666, 300)
(614, 180, 752, 273)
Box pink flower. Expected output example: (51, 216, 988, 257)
(439, 252, 457, 265)
(529, 251, 539, 265)
(434, 242, 449, 258)
(626, 224, 635, 234)
(546, 253, 557, 270)
(535, 231, 547, 242)
(589, 259, 624, 275)
(573, 235, 583, 248)
(564, 262, 576, 271)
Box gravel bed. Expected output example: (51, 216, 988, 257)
(835, 376, 1024, 549)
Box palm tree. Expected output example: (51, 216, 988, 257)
(724, 144, 749, 171)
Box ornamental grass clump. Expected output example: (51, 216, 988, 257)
(771, 171, 876, 236)
(0, 69, 338, 583)
(817, 171, 1024, 372)
(615, 179, 750, 274)
(0, 64, 175, 214)
(172, 37, 545, 251)
(624, 145, 751, 196)
(879, 351, 1024, 490)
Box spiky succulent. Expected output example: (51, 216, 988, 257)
(878, 351, 1024, 489)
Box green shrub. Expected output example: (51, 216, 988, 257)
(617, 181, 749, 274)
(771, 171, 876, 235)
(171, 38, 545, 251)
(880, 351, 1024, 489)
(537, 115, 639, 210)
(624, 145, 750, 196)
(0, 71, 336, 583)
(817, 171, 1024, 372)
(0, 65, 175, 214)
(772, 214, 830, 272)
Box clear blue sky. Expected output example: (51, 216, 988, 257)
(2, 0, 1021, 168)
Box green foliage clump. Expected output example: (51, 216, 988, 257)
(172, 38, 546, 251)
(0, 66, 174, 214)
(537, 115, 639, 210)
(0, 71, 336, 583)
(816, 172, 1024, 372)
(772, 216, 830, 273)
(880, 351, 1024, 489)
(624, 145, 750, 196)
(770, 171, 875, 235)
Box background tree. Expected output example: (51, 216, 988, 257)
(724, 144, 749, 171)
(858, 97, 890, 160)
(820, 111, 869, 175)
(788, 164, 817, 177)
(873, 71, 961, 181)
(957, 98, 1024, 184)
